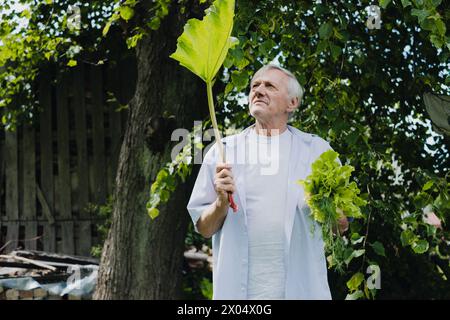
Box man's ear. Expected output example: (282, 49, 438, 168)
(286, 97, 299, 112)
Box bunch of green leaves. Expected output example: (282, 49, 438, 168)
(298, 150, 367, 273)
(299, 150, 366, 223)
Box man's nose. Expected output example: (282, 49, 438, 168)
(253, 84, 265, 97)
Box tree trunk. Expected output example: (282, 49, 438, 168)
(94, 4, 208, 299)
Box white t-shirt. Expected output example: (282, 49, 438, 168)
(245, 128, 292, 299)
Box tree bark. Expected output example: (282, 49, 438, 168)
(94, 4, 208, 299)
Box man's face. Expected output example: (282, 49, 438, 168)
(248, 68, 298, 123)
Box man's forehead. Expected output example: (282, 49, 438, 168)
(251, 68, 288, 84)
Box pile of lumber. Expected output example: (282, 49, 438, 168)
(0, 250, 99, 300)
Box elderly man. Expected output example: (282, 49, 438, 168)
(187, 64, 348, 300)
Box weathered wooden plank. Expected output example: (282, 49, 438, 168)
(5, 130, 19, 221)
(12, 249, 99, 264)
(5, 223, 19, 253)
(22, 125, 36, 221)
(73, 65, 90, 219)
(39, 74, 54, 222)
(76, 220, 92, 256)
(55, 223, 62, 253)
(42, 222, 55, 253)
(37, 224, 44, 251)
(61, 221, 74, 255)
(88, 159, 95, 212)
(0, 256, 56, 271)
(56, 74, 71, 219)
(24, 221, 37, 251)
(91, 66, 106, 204)
(36, 183, 55, 225)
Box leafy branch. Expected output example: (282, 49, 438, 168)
(146, 123, 204, 219)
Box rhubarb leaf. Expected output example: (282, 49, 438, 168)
(169, 0, 238, 83)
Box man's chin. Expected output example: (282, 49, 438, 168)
(250, 105, 265, 115)
(249, 108, 261, 118)
(250, 110, 268, 122)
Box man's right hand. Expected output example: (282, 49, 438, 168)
(214, 163, 235, 207)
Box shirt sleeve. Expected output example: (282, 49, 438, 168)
(187, 144, 219, 233)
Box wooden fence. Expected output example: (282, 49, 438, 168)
(0, 62, 134, 256)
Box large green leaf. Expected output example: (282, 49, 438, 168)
(169, 0, 238, 83)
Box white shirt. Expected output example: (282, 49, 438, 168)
(187, 125, 334, 300)
(245, 128, 292, 299)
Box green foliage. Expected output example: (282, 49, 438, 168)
(88, 196, 114, 258)
(183, 222, 213, 300)
(67, 59, 77, 67)
(298, 150, 373, 296)
(404, 0, 448, 49)
(185, 219, 212, 250)
(0, 7, 63, 127)
(399, 170, 449, 258)
(101, 0, 171, 48)
(119, 5, 134, 22)
(146, 124, 201, 219)
(0, 0, 115, 130)
(370, 241, 386, 257)
(200, 278, 213, 300)
(0, 0, 170, 130)
(299, 150, 366, 224)
(378, 0, 448, 50)
(346, 272, 365, 292)
(182, 262, 213, 300)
